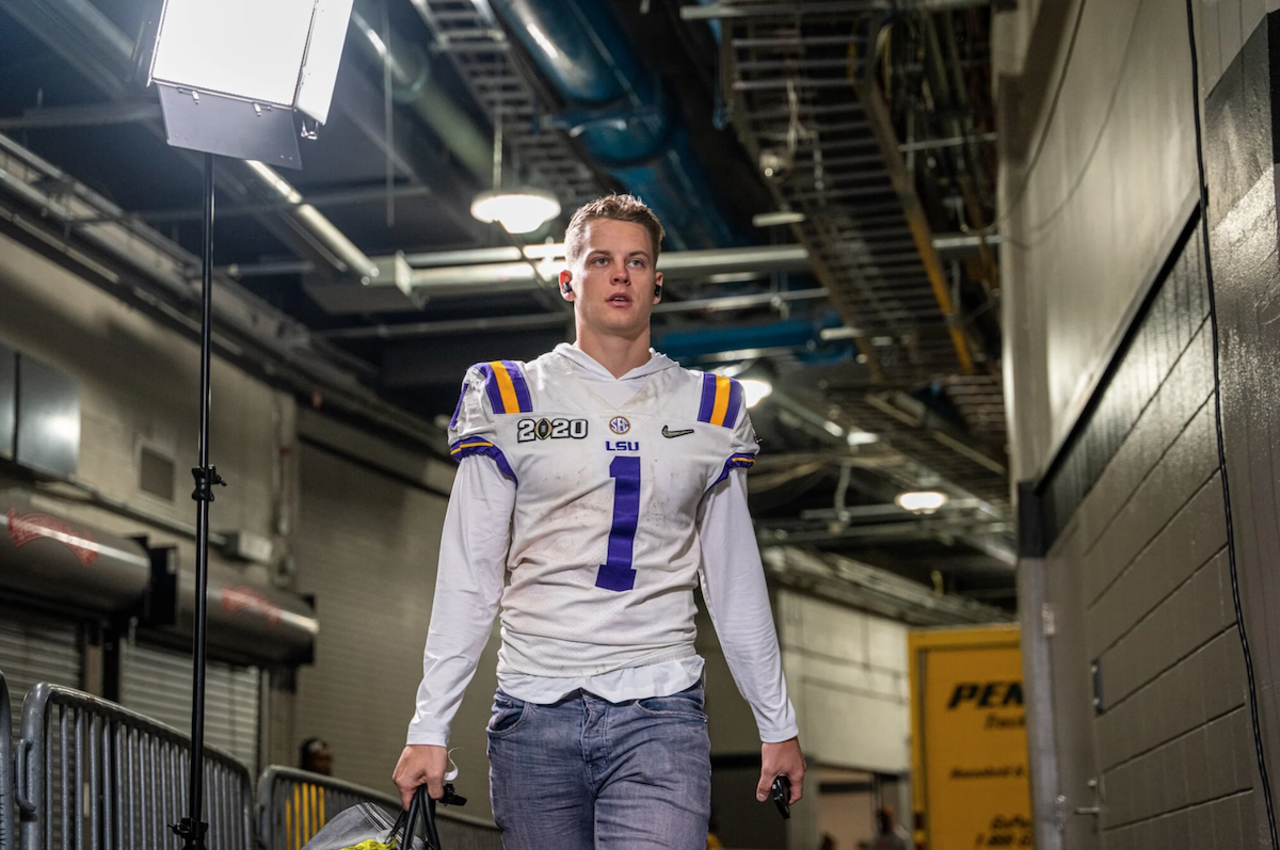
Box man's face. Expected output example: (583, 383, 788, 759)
(563, 219, 662, 339)
(310, 746, 333, 775)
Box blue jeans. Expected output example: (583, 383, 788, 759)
(486, 682, 712, 850)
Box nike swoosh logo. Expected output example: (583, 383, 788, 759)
(662, 426, 695, 438)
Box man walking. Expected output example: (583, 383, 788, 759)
(394, 194, 804, 849)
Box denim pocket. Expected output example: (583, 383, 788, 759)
(635, 683, 706, 719)
(487, 692, 530, 736)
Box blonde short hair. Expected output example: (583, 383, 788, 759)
(564, 194, 665, 265)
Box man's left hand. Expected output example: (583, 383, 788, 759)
(756, 737, 805, 805)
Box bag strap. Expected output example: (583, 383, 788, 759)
(390, 787, 443, 850)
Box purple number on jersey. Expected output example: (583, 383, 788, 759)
(595, 456, 641, 592)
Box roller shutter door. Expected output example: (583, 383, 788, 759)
(121, 641, 261, 772)
(0, 611, 82, 709)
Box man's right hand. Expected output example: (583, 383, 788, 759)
(392, 744, 449, 809)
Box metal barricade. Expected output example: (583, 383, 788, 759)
(1, 669, 13, 850)
(15, 682, 254, 850)
(256, 766, 503, 850)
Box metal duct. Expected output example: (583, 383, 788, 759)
(179, 563, 318, 665)
(0, 491, 150, 613)
(655, 313, 846, 363)
(305, 244, 811, 310)
(347, 2, 494, 184)
(409, 244, 809, 289)
(0, 491, 316, 664)
(487, 0, 738, 249)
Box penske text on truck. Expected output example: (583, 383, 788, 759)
(908, 624, 1033, 849)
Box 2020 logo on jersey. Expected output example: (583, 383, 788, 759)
(517, 418, 589, 442)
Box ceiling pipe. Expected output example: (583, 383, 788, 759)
(486, 0, 739, 249)
(233, 231, 976, 279)
(303, 244, 814, 312)
(404, 244, 810, 294)
(682, 0, 1003, 19)
(0, 132, 447, 451)
(316, 287, 829, 339)
(347, 1, 495, 185)
(243, 162, 378, 281)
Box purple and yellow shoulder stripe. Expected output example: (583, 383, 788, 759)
(697, 374, 743, 428)
(710, 452, 756, 488)
(477, 360, 533, 415)
(449, 438, 517, 483)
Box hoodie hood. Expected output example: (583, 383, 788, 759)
(554, 342, 678, 381)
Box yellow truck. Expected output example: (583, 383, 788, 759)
(908, 625, 1033, 849)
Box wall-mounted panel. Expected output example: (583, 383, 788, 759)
(15, 353, 79, 477)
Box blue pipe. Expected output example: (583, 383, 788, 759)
(487, 0, 739, 250)
(655, 312, 851, 364)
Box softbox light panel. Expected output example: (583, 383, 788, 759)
(150, 0, 353, 163)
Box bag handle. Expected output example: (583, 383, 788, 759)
(391, 786, 444, 850)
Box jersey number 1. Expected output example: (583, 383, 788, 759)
(595, 456, 640, 592)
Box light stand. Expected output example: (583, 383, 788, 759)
(145, 2, 354, 847)
(171, 152, 226, 850)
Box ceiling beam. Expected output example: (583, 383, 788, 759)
(305, 245, 817, 313)
(761, 546, 1011, 626)
(757, 517, 1012, 545)
(316, 287, 831, 340)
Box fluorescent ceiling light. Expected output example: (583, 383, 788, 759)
(820, 326, 864, 341)
(740, 378, 773, 408)
(895, 491, 949, 514)
(846, 430, 878, 446)
(752, 211, 806, 227)
(471, 189, 561, 234)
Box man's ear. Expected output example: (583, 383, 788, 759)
(653, 271, 664, 303)
(560, 270, 574, 300)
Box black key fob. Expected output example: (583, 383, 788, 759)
(770, 775, 791, 820)
(441, 782, 467, 806)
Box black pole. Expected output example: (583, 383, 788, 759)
(174, 151, 225, 850)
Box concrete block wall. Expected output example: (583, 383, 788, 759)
(1030, 221, 1263, 847)
(1001, 3, 1280, 845)
(0, 231, 288, 569)
(1196, 0, 1268, 95)
(776, 590, 910, 774)
(288, 420, 496, 809)
(1063, 256, 1256, 846)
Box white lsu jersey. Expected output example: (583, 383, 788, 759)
(447, 348, 758, 679)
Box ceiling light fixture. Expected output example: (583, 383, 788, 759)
(895, 491, 949, 514)
(471, 188, 561, 235)
(472, 101, 559, 234)
(740, 378, 773, 408)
